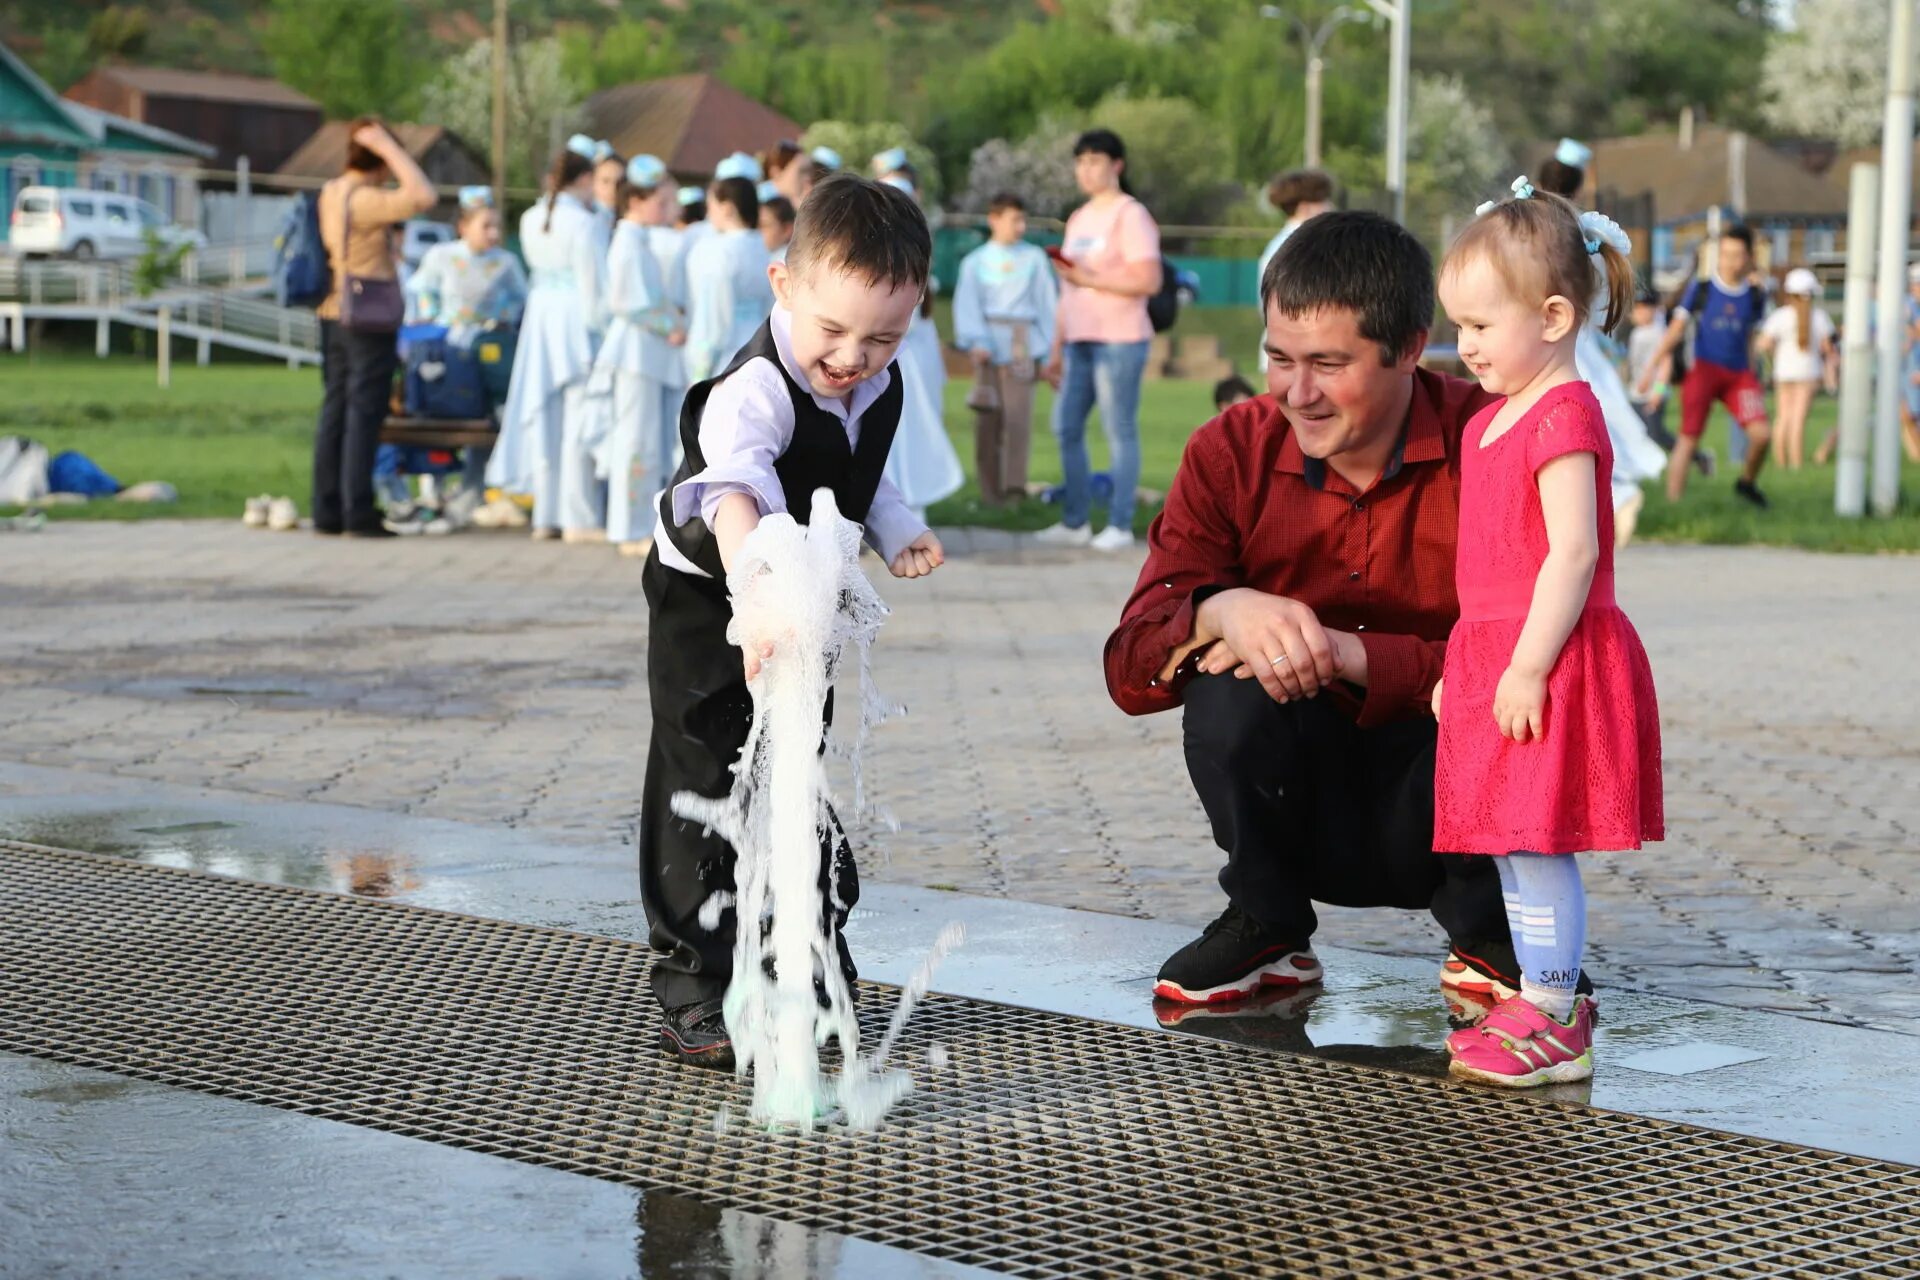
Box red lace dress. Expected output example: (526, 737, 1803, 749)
(1433, 382, 1663, 855)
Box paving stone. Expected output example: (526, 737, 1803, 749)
(2, 524, 1917, 1034)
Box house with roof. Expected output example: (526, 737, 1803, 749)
(276, 122, 489, 191)
(1536, 123, 1851, 282)
(63, 64, 322, 175)
(582, 73, 802, 179)
(0, 41, 215, 243)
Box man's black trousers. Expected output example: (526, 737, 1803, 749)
(1182, 674, 1516, 981)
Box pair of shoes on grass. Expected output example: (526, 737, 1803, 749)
(242, 494, 299, 532)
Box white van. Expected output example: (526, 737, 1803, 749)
(8, 187, 206, 261)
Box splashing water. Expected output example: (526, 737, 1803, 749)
(672, 489, 958, 1130)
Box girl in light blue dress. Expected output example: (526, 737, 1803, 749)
(681, 175, 772, 384)
(490, 148, 605, 541)
(585, 155, 687, 555)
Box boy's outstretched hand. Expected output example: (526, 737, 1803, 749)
(889, 530, 944, 579)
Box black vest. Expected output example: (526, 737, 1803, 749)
(658, 320, 903, 579)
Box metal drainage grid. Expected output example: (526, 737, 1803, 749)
(3, 840, 1916, 1280)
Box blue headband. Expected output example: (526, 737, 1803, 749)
(677, 186, 703, 207)
(873, 146, 909, 174)
(810, 145, 842, 171)
(565, 134, 595, 160)
(457, 185, 492, 210)
(1554, 137, 1593, 169)
(626, 154, 667, 189)
(713, 152, 763, 182)
(756, 180, 780, 203)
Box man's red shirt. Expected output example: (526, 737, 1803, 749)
(1104, 367, 1493, 727)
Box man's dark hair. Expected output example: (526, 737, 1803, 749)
(709, 176, 759, 226)
(1722, 222, 1755, 251)
(988, 191, 1026, 215)
(1267, 168, 1335, 217)
(786, 171, 931, 290)
(1261, 210, 1434, 365)
(1212, 374, 1257, 409)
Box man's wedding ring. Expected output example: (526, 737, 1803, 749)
(1270, 654, 1290, 667)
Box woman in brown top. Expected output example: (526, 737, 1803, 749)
(313, 118, 436, 537)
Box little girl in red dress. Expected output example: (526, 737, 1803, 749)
(1432, 178, 1663, 1087)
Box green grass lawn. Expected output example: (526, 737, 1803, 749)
(5, 335, 1920, 553)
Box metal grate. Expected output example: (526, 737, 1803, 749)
(3, 838, 1916, 1279)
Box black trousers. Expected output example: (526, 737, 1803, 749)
(1182, 674, 1516, 980)
(314, 320, 399, 534)
(639, 551, 858, 1009)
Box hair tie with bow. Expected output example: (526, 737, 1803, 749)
(1475, 174, 1535, 217)
(1578, 210, 1632, 258)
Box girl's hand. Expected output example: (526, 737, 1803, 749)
(1493, 666, 1546, 743)
(889, 530, 944, 578)
(1043, 353, 1063, 390)
(1430, 677, 1444, 721)
(668, 328, 686, 347)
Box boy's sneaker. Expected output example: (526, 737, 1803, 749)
(1446, 994, 1595, 1088)
(242, 494, 271, 528)
(1733, 478, 1769, 509)
(661, 997, 735, 1071)
(266, 496, 299, 532)
(1032, 521, 1093, 548)
(1153, 904, 1323, 1005)
(1089, 525, 1137, 552)
(1695, 446, 1716, 477)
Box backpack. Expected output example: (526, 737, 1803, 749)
(272, 191, 330, 309)
(1146, 255, 1181, 333)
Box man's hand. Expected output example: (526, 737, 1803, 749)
(970, 347, 992, 368)
(889, 530, 944, 578)
(1196, 588, 1342, 703)
(1493, 665, 1546, 743)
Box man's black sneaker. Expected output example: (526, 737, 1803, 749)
(660, 997, 735, 1071)
(1153, 905, 1323, 1005)
(1733, 479, 1769, 509)
(1696, 446, 1716, 477)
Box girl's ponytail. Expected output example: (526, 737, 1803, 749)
(544, 149, 594, 234)
(1594, 240, 1635, 338)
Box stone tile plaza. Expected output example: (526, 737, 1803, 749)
(4, 522, 1919, 1275)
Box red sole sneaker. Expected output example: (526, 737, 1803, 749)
(1152, 951, 1324, 1005)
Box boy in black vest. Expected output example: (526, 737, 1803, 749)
(642, 173, 944, 1068)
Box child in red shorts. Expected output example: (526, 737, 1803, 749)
(1636, 224, 1772, 506)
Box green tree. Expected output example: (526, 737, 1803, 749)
(419, 37, 580, 190)
(1083, 91, 1236, 226)
(800, 122, 941, 204)
(560, 19, 687, 94)
(261, 0, 423, 120)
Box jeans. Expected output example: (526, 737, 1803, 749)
(314, 321, 399, 533)
(1053, 338, 1149, 531)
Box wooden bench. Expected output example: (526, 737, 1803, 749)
(379, 416, 498, 449)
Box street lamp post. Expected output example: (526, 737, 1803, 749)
(1260, 5, 1364, 169)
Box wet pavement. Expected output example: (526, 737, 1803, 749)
(2, 765, 1914, 1168)
(3, 521, 1918, 1035)
(1, 1051, 991, 1280)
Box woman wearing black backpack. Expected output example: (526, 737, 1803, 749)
(1036, 129, 1162, 553)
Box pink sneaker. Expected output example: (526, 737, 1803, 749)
(1446, 994, 1594, 1088)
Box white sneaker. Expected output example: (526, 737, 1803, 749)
(242, 494, 271, 528)
(1032, 521, 1093, 548)
(266, 496, 299, 532)
(1089, 526, 1136, 552)
(444, 486, 482, 529)
(474, 496, 530, 529)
